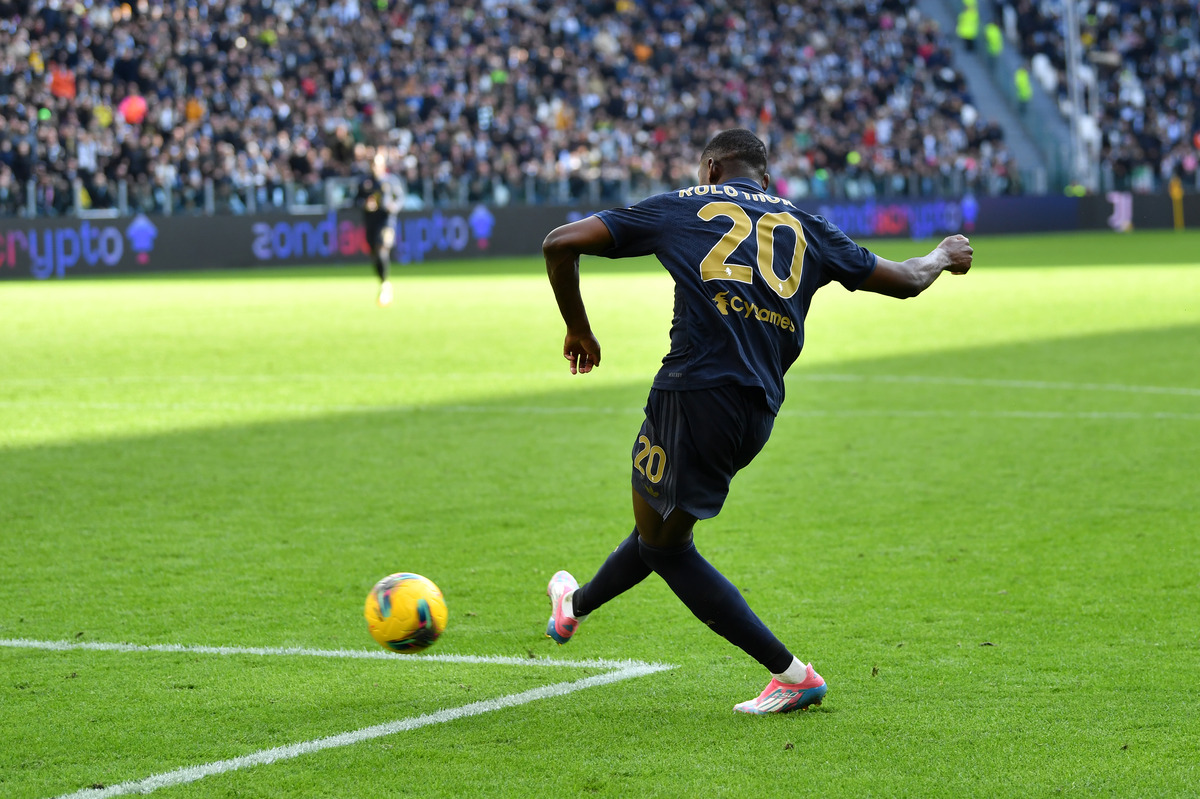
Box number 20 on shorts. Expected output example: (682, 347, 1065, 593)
(634, 435, 667, 483)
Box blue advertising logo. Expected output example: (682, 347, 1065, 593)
(393, 209, 474, 263)
(815, 198, 971, 239)
(469, 205, 495, 249)
(0, 214, 159, 278)
(250, 207, 496, 264)
(126, 215, 158, 264)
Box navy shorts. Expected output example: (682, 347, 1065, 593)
(631, 384, 775, 521)
(365, 219, 395, 250)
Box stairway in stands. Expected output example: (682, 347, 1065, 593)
(917, 0, 1072, 192)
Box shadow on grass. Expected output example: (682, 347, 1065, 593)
(1, 323, 1196, 652)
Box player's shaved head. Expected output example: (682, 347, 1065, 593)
(700, 129, 769, 180)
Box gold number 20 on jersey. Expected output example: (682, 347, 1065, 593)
(696, 201, 808, 299)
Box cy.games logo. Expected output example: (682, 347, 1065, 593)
(250, 207, 496, 264)
(0, 214, 158, 279)
(712, 290, 797, 332)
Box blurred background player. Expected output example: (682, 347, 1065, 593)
(355, 151, 404, 306)
(542, 128, 974, 714)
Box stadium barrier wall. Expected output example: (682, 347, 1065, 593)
(1, 193, 1196, 281)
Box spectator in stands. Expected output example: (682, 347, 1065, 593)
(1000, 0, 1199, 193)
(87, 172, 116, 211)
(0, 0, 1021, 218)
(985, 20, 1004, 68)
(1014, 63, 1033, 116)
(957, 0, 980, 52)
(0, 164, 20, 215)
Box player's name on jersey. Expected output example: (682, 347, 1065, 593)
(676, 184, 796, 207)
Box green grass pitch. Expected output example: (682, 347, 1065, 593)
(2, 230, 1198, 797)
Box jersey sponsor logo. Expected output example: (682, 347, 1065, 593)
(711, 291, 796, 332)
(712, 290, 730, 315)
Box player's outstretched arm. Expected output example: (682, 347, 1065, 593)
(543, 216, 615, 374)
(859, 234, 974, 299)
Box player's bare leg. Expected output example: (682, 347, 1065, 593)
(631, 490, 696, 549)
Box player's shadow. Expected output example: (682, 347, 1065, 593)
(2, 322, 1195, 652)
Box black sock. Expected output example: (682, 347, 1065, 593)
(638, 538, 793, 673)
(374, 254, 389, 282)
(571, 529, 651, 617)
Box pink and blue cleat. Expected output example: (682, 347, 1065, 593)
(733, 663, 827, 714)
(545, 570, 587, 644)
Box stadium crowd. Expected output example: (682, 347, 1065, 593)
(998, 0, 1200, 191)
(0, 0, 1020, 218)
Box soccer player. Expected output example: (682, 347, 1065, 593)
(542, 128, 973, 714)
(355, 150, 404, 306)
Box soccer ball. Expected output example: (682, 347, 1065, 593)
(364, 572, 448, 653)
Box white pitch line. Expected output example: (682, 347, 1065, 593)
(2, 638, 674, 799)
(52, 668, 665, 799)
(0, 637, 665, 672)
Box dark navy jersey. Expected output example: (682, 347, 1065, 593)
(356, 173, 404, 227)
(596, 178, 877, 413)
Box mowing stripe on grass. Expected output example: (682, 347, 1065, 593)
(1, 372, 1197, 396)
(802, 373, 1200, 396)
(781, 409, 1200, 421)
(1, 400, 1197, 422)
(0, 639, 674, 799)
(0, 372, 564, 386)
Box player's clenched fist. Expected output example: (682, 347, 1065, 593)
(940, 234, 973, 275)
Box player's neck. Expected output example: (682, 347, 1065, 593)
(714, 172, 764, 189)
